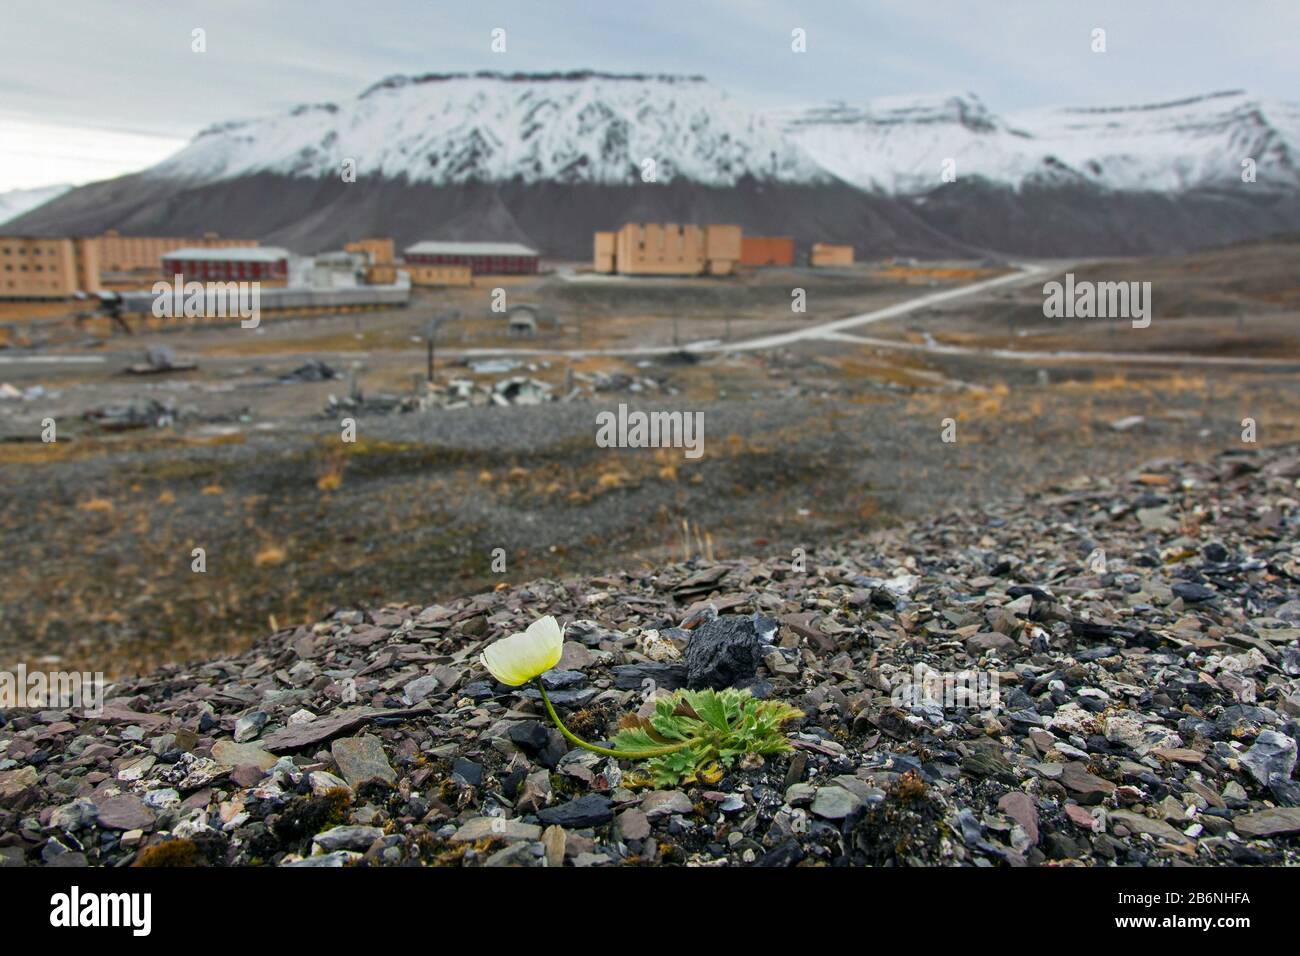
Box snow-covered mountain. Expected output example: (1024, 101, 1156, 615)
(151, 71, 824, 187)
(146, 75, 1300, 196)
(775, 89, 1300, 194)
(12, 73, 1300, 260)
(0, 184, 72, 225)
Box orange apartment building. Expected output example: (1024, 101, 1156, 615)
(593, 231, 617, 274)
(0, 236, 101, 298)
(344, 238, 395, 265)
(739, 236, 795, 267)
(594, 223, 741, 276)
(810, 242, 854, 267)
(345, 238, 408, 285)
(98, 230, 259, 273)
(402, 263, 473, 287)
(363, 263, 399, 284)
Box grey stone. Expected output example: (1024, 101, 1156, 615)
(1172, 581, 1216, 604)
(810, 786, 862, 819)
(0, 767, 38, 801)
(1233, 807, 1300, 837)
(142, 788, 180, 809)
(1061, 762, 1116, 800)
(1239, 730, 1297, 787)
(516, 769, 551, 813)
(283, 851, 360, 867)
(116, 754, 155, 782)
(1137, 506, 1178, 532)
(1109, 809, 1192, 844)
(403, 674, 440, 704)
(234, 711, 268, 743)
(966, 631, 1017, 656)
(312, 825, 384, 852)
(330, 734, 396, 789)
(212, 740, 277, 770)
(641, 790, 693, 819)
(307, 770, 351, 796)
(452, 817, 541, 843)
(50, 798, 99, 831)
(485, 841, 543, 867)
(784, 783, 816, 806)
(94, 795, 156, 831)
(261, 704, 432, 752)
(617, 807, 651, 840)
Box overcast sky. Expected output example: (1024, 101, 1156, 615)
(1, 0, 1296, 191)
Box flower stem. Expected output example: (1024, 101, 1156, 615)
(535, 679, 690, 760)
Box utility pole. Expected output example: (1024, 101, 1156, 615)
(425, 309, 460, 384)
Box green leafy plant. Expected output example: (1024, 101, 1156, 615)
(608, 688, 805, 787)
(478, 617, 803, 787)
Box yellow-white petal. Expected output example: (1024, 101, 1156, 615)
(480, 615, 564, 686)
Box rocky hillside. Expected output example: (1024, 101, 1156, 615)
(2, 443, 1298, 867)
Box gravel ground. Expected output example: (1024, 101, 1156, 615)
(2, 441, 1298, 867)
(4, 362, 1299, 675)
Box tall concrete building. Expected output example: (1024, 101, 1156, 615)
(595, 223, 741, 276)
(344, 238, 395, 265)
(0, 236, 100, 298)
(98, 231, 258, 273)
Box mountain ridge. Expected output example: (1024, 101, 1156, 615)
(9, 71, 1300, 258)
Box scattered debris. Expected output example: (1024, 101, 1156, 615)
(279, 359, 339, 383)
(125, 346, 197, 375)
(83, 398, 188, 430)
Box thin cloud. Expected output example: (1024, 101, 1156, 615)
(0, 0, 1294, 190)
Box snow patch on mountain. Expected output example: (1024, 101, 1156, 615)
(0, 184, 73, 225)
(151, 71, 825, 187)
(776, 89, 1300, 194)
(140, 74, 1300, 198)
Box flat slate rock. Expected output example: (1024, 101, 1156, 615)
(1233, 808, 1300, 837)
(453, 817, 541, 842)
(262, 703, 431, 752)
(537, 795, 613, 829)
(94, 795, 155, 831)
(1109, 809, 1191, 845)
(330, 734, 397, 788)
(211, 740, 277, 770)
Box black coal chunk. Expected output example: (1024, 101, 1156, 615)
(684, 614, 774, 690)
(537, 794, 612, 828)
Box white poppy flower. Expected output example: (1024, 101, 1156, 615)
(480, 615, 564, 686)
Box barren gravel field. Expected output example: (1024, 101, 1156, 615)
(2, 249, 1299, 678)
